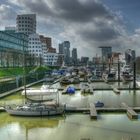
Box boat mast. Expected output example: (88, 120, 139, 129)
(23, 39, 27, 100)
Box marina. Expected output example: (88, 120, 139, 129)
(0, 60, 139, 140)
(0, 70, 140, 140)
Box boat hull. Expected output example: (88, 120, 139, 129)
(5, 107, 64, 116)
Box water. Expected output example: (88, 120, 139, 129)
(0, 82, 140, 140)
(0, 113, 140, 140)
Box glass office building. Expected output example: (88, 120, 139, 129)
(0, 31, 28, 67)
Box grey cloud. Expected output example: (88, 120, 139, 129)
(0, 4, 16, 20)
(7, 0, 127, 57)
(9, 0, 114, 22)
(80, 27, 120, 42)
(0, 4, 17, 27)
(20, 0, 53, 17)
(51, 0, 112, 22)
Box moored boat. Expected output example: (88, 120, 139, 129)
(5, 103, 64, 116)
(95, 101, 104, 107)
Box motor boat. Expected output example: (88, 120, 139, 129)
(95, 101, 104, 107)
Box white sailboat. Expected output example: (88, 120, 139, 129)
(5, 47, 64, 117)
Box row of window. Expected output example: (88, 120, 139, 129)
(18, 24, 33, 28)
(29, 42, 41, 44)
(17, 16, 33, 20)
(29, 38, 40, 41)
(29, 50, 42, 52)
(0, 32, 26, 45)
(44, 55, 58, 57)
(0, 40, 23, 50)
(17, 20, 35, 24)
(28, 45, 41, 48)
(18, 28, 34, 32)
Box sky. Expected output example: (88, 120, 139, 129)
(0, 0, 140, 58)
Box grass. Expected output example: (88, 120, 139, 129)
(0, 66, 52, 78)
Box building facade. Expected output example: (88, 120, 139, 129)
(40, 35, 56, 53)
(16, 14, 36, 35)
(99, 46, 112, 63)
(59, 41, 70, 65)
(43, 52, 58, 66)
(28, 33, 43, 66)
(72, 48, 77, 65)
(0, 31, 28, 67)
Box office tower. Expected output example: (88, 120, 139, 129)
(72, 48, 77, 65)
(59, 41, 70, 65)
(16, 14, 36, 35)
(99, 46, 112, 63)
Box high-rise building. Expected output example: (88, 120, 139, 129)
(59, 43, 64, 54)
(16, 14, 36, 35)
(125, 49, 136, 64)
(72, 48, 77, 65)
(59, 41, 70, 65)
(99, 46, 112, 63)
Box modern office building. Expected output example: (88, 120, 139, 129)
(0, 31, 28, 67)
(59, 41, 70, 65)
(59, 43, 64, 54)
(28, 33, 43, 66)
(43, 52, 59, 66)
(16, 14, 36, 35)
(99, 46, 112, 63)
(72, 48, 78, 65)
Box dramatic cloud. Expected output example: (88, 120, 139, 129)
(4, 0, 140, 57)
(0, 4, 17, 29)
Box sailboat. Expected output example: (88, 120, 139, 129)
(5, 47, 65, 116)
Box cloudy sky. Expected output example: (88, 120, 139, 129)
(0, 0, 140, 58)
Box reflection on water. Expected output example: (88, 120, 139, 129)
(0, 113, 140, 140)
(0, 82, 140, 139)
(1, 82, 140, 108)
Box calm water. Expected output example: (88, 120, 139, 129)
(0, 113, 140, 140)
(0, 82, 140, 140)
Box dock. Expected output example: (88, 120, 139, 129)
(121, 102, 138, 119)
(90, 103, 97, 119)
(0, 79, 45, 98)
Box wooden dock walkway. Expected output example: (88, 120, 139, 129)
(121, 102, 138, 119)
(0, 79, 45, 98)
(90, 103, 97, 119)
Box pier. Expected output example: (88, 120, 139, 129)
(90, 103, 97, 119)
(0, 79, 45, 99)
(121, 102, 138, 119)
